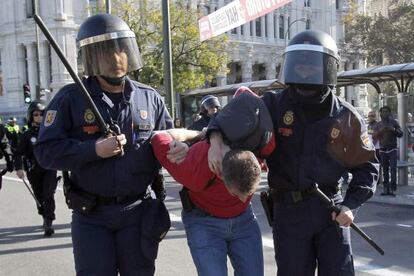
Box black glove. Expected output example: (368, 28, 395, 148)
(151, 172, 166, 202)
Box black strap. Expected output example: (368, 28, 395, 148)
(272, 186, 340, 204)
(96, 192, 148, 205)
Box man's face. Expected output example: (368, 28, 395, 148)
(367, 112, 376, 123)
(380, 109, 391, 120)
(225, 181, 259, 203)
(206, 106, 218, 116)
(98, 49, 128, 78)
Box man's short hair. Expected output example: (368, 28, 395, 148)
(380, 106, 391, 113)
(222, 149, 261, 195)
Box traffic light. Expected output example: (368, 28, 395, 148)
(23, 84, 31, 104)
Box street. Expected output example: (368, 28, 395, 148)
(1, 172, 414, 276)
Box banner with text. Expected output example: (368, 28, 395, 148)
(199, 0, 292, 41)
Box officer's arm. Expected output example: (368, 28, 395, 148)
(14, 132, 28, 171)
(151, 132, 214, 192)
(34, 92, 101, 171)
(342, 115, 379, 210)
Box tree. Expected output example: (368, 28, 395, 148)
(113, 0, 228, 94)
(342, 2, 414, 65)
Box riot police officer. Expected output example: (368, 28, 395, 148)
(208, 30, 379, 276)
(188, 95, 221, 131)
(34, 14, 173, 275)
(15, 101, 58, 236)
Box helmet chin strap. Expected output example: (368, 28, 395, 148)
(101, 75, 126, 86)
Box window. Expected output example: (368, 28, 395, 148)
(265, 15, 268, 37)
(304, 0, 311, 7)
(306, 19, 311, 29)
(274, 14, 278, 38)
(241, 25, 244, 35)
(231, 28, 237, 34)
(287, 17, 291, 39)
(256, 18, 262, 37)
(279, 15, 285, 39)
(26, 0, 35, 18)
(250, 21, 254, 36)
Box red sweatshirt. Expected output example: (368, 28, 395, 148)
(151, 133, 275, 218)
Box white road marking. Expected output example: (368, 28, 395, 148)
(396, 224, 412, 228)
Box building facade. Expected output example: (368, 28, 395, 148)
(0, 0, 370, 120)
(0, 0, 90, 119)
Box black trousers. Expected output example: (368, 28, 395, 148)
(27, 168, 58, 220)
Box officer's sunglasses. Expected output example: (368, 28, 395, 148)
(33, 112, 43, 117)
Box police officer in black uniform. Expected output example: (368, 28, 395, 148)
(34, 14, 173, 275)
(15, 101, 57, 236)
(188, 95, 221, 131)
(208, 30, 379, 276)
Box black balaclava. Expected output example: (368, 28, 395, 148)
(292, 84, 331, 105)
(101, 75, 126, 86)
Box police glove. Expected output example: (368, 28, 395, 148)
(95, 134, 127, 158)
(331, 205, 354, 227)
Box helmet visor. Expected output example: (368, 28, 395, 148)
(79, 36, 143, 77)
(279, 50, 338, 86)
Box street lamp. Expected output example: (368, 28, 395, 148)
(284, 17, 307, 47)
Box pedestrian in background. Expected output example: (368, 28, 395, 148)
(208, 30, 378, 276)
(35, 14, 173, 275)
(0, 118, 13, 190)
(374, 106, 403, 196)
(15, 101, 58, 236)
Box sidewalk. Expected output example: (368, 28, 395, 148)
(367, 176, 414, 206)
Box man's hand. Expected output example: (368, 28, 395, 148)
(167, 141, 188, 164)
(16, 169, 25, 179)
(95, 134, 127, 158)
(208, 131, 230, 177)
(331, 205, 354, 227)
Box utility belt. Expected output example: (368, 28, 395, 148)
(62, 173, 149, 214)
(260, 185, 341, 227)
(271, 185, 341, 204)
(379, 146, 397, 153)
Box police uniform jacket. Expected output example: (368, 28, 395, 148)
(34, 77, 173, 197)
(15, 126, 43, 171)
(261, 87, 378, 210)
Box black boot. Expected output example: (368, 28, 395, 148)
(43, 218, 55, 237)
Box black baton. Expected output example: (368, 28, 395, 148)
(22, 178, 42, 208)
(312, 184, 385, 255)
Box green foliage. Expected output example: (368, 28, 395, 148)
(342, 2, 414, 64)
(113, 0, 228, 94)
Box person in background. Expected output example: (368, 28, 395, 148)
(374, 106, 403, 196)
(34, 14, 174, 275)
(4, 116, 20, 169)
(188, 95, 221, 131)
(15, 101, 58, 236)
(367, 110, 381, 184)
(208, 30, 378, 276)
(407, 112, 414, 153)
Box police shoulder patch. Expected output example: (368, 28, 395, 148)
(44, 110, 57, 127)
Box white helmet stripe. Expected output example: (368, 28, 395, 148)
(284, 44, 340, 61)
(78, 30, 136, 47)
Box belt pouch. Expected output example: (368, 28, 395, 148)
(65, 189, 97, 214)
